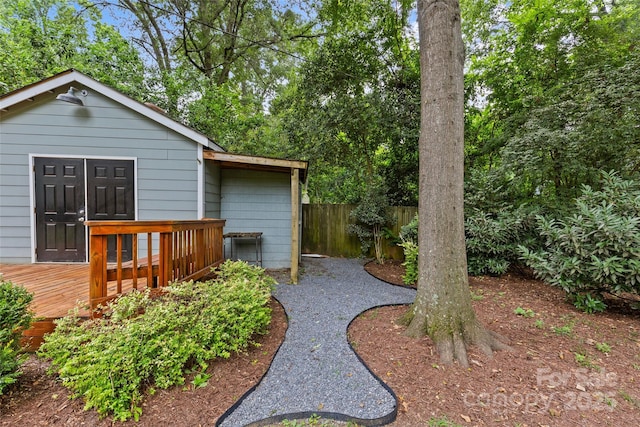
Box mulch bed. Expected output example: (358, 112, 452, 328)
(356, 260, 640, 426)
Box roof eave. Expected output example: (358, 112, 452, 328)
(203, 150, 308, 182)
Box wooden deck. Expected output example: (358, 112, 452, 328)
(1, 263, 92, 319)
(0, 262, 154, 350)
(1, 263, 92, 350)
(1, 219, 226, 350)
(0, 263, 156, 317)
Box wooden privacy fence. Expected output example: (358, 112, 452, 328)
(85, 219, 225, 314)
(302, 204, 417, 259)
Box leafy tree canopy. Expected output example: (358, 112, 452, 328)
(3, 0, 639, 207)
(463, 0, 640, 209)
(273, 0, 420, 203)
(0, 0, 146, 97)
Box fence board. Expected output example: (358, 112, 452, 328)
(302, 204, 417, 260)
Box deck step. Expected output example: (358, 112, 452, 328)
(21, 318, 57, 352)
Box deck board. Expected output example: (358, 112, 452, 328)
(0, 263, 92, 318)
(0, 263, 153, 319)
(1, 263, 158, 350)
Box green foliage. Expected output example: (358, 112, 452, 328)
(519, 171, 640, 310)
(399, 214, 419, 244)
(514, 307, 535, 318)
(399, 207, 541, 279)
(0, 281, 35, 394)
(190, 372, 211, 389)
(574, 351, 599, 370)
(553, 322, 575, 337)
(466, 207, 540, 276)
(573, 293, 607, 314)
(463, 0, 640, 209)
(595, 342, 611, 354)
(397, 214, 418, 285)
(399, 239, 418, 286)
(499, 49, 640, 204)
(275, 1, 420, 204)
(279, 413, 362, 426)
(39, 261, 274, 421)
(0, 0, 146, 97)
(428, 416, 463, 427)
(347, 184, 392, 263)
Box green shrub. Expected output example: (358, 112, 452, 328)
(39, 260, 274, 421)
(397, 207, 540, 279)
(519, 171, 640, 311)
(399, 239, 418, 285)
(573, 293, 607, 314)
(465, 206, 540, 276)
(0, 281, 35, 394)
(348, 183, 392, 263)
(399, 214, 418, 244)
(398, 215, 419, 285)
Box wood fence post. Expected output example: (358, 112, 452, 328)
(291, 168, 300, 284)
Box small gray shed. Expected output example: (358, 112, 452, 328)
(0, 70, 307, 281)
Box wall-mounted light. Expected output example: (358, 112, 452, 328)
(56, 87, 88, 106)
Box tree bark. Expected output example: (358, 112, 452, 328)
(404, 0, 509, 367)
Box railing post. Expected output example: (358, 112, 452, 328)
(89, 233, 107, 315)
(146, 232, 153, 287)
(196, 228, 205, 272)
(116, 235, 123, 294)
(159, 231, 172, 287)
(132, 234, 138, 289)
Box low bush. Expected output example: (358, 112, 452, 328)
(348, 183, 392, 264)
(519, 171, 640, 311)
(0, 281, 35, 394)
(397, 207, 540, 281)
(39, 260, 274, 421)
(398, 215, 418, 285)
(398, 239, 418, 285)
(399, 214, 418, 245)
(465, 206, 540, 276)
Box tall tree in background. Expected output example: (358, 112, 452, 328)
(110, 1, 317, 113)
(275, 0, 420, 203)
(0, 0, 146, 97)
(403, 0, 509, 367)
(461, 0, 640, 207)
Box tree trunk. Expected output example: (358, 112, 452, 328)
(403, 0, 509, 367)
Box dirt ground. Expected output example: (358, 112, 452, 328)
(358, 261, 640, 426)
(1, 262, 639, 427)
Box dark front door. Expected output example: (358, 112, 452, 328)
(86, 159, 135, 262)
(34, 157, 86, 262)
(35, 157, 136, 263)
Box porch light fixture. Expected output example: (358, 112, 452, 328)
(56, 87, 87, 106)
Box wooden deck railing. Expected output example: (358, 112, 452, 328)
(85, 219, 225, 314)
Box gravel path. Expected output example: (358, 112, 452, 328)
(216, 257, 416, 427)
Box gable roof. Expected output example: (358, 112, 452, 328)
(0, 69, 224, 151)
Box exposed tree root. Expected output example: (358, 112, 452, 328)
(403, 306, 512, 368)
(432, 323, 512, 368)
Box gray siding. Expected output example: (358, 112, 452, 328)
(220, 169, 291, 269)
(0, 87, 200, 263)
(204, 161, 221, 218)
